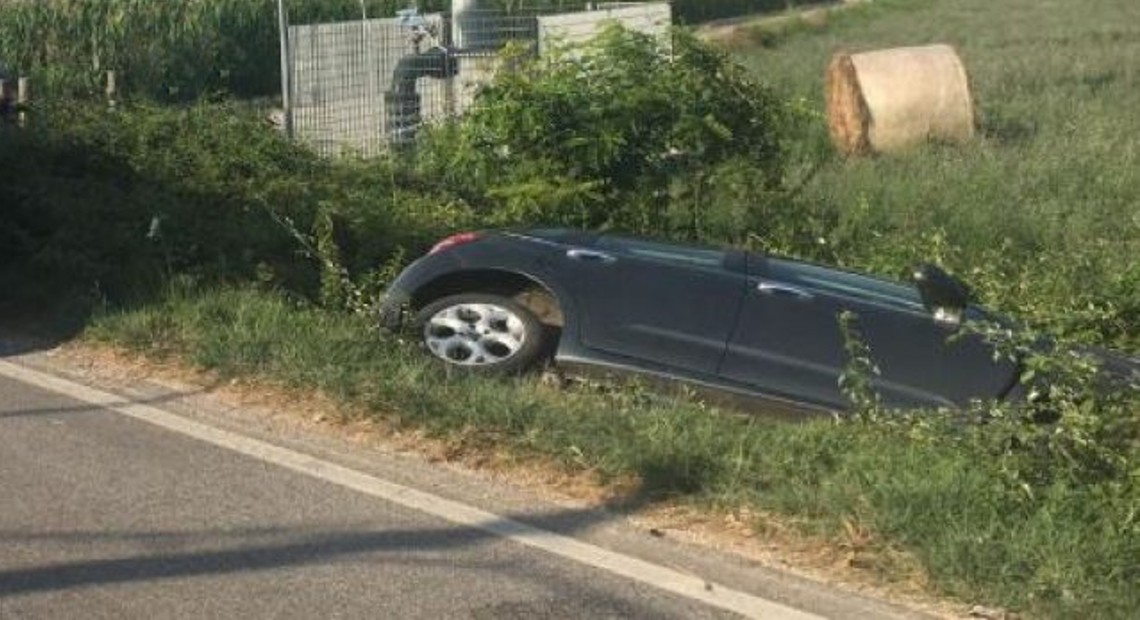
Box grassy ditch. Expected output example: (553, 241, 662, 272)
(88, 285, 1139, 618)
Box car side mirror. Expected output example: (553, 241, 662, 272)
(912, 263, 970, 326)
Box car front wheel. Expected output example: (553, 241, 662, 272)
(413, 293, 548, 374)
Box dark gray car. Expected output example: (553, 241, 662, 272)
(380, 229, 1115, 414)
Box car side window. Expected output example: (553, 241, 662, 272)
(764, 258, 926, 312)
(596, 236, 727, 269)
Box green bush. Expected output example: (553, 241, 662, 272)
(0, 104, 306, 300)
(0, 98, 475, 312)
(418, 27, 798, 243)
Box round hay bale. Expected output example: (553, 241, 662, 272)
(826, 44, 976, 156)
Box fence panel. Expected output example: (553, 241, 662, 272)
(288, 15, 448, 157)
(283, 3, 671, 156)
(537, 3, 671, 53)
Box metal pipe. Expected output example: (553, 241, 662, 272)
(385, 48, 457, 146)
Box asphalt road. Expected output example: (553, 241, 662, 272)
(0, 355, 934, 620)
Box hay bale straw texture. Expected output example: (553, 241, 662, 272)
(826, 44, 976, 156)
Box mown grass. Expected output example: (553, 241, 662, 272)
(87, 286, 1140, 618)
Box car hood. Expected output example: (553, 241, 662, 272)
(1080, 345, 1140, 390)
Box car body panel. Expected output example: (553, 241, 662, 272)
(557, 235, 747, 375)
(718, 254, 1019, 409)
(380, 229, 1036, 415)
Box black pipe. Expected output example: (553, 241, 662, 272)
(385, 47, 457, 147)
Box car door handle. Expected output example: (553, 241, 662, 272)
(756, 281, 814, 300)
(566, 249, 617, 264)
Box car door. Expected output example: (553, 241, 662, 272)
(718, 254, 1018, 409)
(558, 235, 747, 376)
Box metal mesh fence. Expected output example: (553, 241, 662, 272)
(289, 16, 444, 157)
(283, 2, 670, 157)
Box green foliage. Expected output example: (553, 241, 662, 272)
(313, 206, 351, 310)
(0, 100, 465, 308)
(836, 310, 882, 418)
(0, 101, 324, 300)
(419, 27, 795, 242)
(960, 322, 1140, 491)
(836, 306, 1138, 514)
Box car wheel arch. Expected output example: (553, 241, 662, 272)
(409, 269, 570, 330)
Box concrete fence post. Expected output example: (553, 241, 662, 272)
(277, 0, 294, 138)
(17, 76, 30, 127)
(106, 71, 118, 108)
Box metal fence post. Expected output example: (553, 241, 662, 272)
(277, 0, 294, 138)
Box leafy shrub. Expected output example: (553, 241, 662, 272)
(418, 27, 798, 243)
(0, 98, 475, 312)
(0, 104, 305, 298)
(837, 309, 1139, 495)
(961, 322, 1140, 491)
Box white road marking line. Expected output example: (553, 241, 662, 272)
(0, 360, 825, 620)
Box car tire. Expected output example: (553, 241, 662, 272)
(413, 293, 549, 375)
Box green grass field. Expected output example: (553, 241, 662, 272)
(729, 0, 1140, 350)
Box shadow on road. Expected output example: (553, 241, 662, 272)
(0, 321, 81, 359)
(0, 499, 664, 599)
(0, 386, 218, 420)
